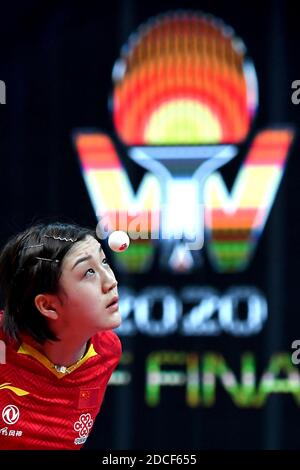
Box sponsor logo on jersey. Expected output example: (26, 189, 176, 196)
(2, 404, 20, 425)
(0, 383, 29, 396)
(73, 412, 93, 445)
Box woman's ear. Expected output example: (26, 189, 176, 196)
(34, 294, 59, 320)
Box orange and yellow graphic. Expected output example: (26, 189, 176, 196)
(0, 383, 29, 396)
(74, 11, 294, 273)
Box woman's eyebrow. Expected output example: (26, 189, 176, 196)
(72, 255, 92, 270)
(71, 246, 103, 270)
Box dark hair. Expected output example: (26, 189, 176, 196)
(0, 222, 95, 344)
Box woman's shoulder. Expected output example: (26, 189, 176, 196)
(92, 330, 122, 360)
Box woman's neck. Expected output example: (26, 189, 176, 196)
(24, 335, 88, 368)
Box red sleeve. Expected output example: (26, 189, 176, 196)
(92, 330, 122, 373)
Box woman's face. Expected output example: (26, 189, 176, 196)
(55, 236, 121, 337)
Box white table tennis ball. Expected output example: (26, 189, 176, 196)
(108, 230, 130, 252)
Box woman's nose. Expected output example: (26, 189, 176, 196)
(102, 271, 118, 293)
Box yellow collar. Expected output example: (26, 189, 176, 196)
(17, 341, 97, 379)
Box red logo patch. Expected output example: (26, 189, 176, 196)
(77, 388, 100, 409)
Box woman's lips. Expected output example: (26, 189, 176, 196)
(106, 301, 119, 313)
(106, 296, 119, 312)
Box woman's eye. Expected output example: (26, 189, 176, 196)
(85, 268, 95, 277)
(102, 258, 109, 266)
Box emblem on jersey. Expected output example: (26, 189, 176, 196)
(73, 412, 93, 445)
(78, 388, 100, 409)
(2, 404, 20, 425)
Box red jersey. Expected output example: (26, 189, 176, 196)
(0, 329, 121, 449)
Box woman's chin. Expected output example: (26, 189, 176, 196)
(111, 313, 122, 330)
(98, 313, 122, 331)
